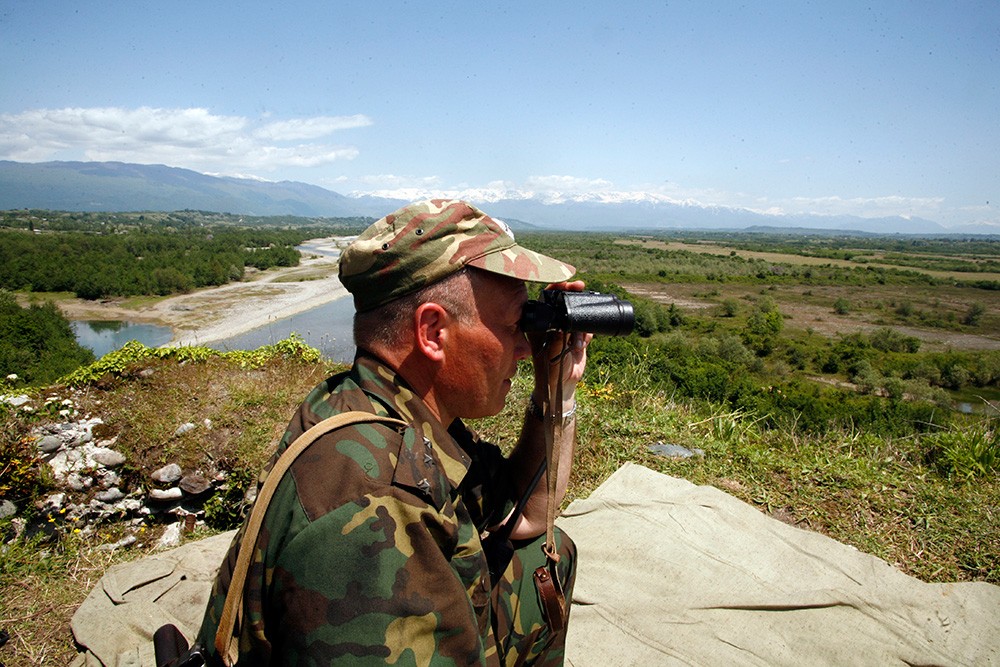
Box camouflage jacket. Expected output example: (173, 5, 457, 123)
(197, 353, 518, 665)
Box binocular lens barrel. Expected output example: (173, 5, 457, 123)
(520, 290, 635, 336)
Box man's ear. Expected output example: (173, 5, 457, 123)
(414, 302, 448, 362)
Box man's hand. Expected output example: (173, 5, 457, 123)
(528, 281, 593, 410)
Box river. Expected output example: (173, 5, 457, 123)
(71, 238, 358, 364)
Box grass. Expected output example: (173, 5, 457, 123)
(1, 340, 998, 665)
(619, 238, 1000, 282)
(479, 352, 999, 584)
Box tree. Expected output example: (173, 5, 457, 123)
(0, 291, 94, 384)
(742, 297, 783, 356)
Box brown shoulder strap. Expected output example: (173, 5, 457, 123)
(214, 411, 408, 665)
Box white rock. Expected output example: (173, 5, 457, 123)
(2, 394, 30, 407)
(37, 435, 63, 453)
(92, 448, 126, 468)
(41, 493, 66, 511)
(97, 469, 122, 489)
(116, 498, 143, 513)
(66, 473, 92, 491)
(149, 487, 184, 501)
(97, 535, 137, 552)
(151, 463, 183, 484)
(174, 422, 196, 437)
(156, 522, 183, 549)
(96, 488, 124, 503)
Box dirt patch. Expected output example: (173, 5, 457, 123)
(621, 284, 714, 309)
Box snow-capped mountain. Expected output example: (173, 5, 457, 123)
(1, 160, 991, 235)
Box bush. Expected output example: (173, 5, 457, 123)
(963, 303, 986, 326)
(719, 298, 739, 317)
(869, 327, 921, 353)
(0, 291, 94, 385)
(924, 425, 1000, 478)
(0, 413, 48, 503)
(742, 297, 783, 356)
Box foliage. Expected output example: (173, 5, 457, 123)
(741, 297, 783, 355)
(58, 334, 322, 387)
(1, 208, 372, 233)
(0, 290, 95, 385)
(923, 423, 1000, 479)
(0, 412, 48, 503)
(0, 225, 316, 300)
(963, 303, 986, 326)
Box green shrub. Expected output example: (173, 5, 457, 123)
(0, 416, 48, 503)
(0, 291, 95, 385)
(963, 303, 985, 326)
(924, 425, 1000, 478)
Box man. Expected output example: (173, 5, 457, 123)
(197, 199, 589, 665)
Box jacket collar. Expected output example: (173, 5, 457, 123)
(352, 352, 472, 496)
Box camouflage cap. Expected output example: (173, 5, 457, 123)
(339, 199, 576, 312)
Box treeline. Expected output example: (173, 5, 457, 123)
(0, 291, 94, 385)
(1, 209, 373, 233)
(0, 227, 313, 299)
(631, 230, 1000, 274)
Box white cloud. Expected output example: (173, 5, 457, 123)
(0, 106, 370, 173)
(253, 114, 372, 141)
(641, 180, 950, 221)
(776, 194, 946, 219)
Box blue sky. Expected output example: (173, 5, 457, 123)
(1, 1, 997, 227)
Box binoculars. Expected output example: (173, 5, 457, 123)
(520, 289, 635, 337)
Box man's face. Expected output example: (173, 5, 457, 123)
(440, 272, 531, 420)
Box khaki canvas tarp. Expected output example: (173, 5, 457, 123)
(559, 463, 1000, 666)
(71, 530, 236, 667)
(72, 463, 1000, 665)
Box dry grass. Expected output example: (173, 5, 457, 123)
(1, 531, 139, 666)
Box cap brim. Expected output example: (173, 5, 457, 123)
(466, 243, 576, 284)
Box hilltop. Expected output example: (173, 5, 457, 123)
(1, 337, 997, 665)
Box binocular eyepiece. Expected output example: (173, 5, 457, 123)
(520, 289, 635, 337)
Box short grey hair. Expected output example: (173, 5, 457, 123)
(353, 268, 477, 352)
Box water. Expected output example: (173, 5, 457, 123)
(71, 298, 357, 364)
(71, 320, 174, 359)
(206, 296, 357, 363)
(70, 238, 359, 363)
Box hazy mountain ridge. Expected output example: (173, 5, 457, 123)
(0, 160, 988, 235)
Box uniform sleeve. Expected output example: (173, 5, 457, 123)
(265, 486, 492, 665)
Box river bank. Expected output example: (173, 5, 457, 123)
(48, 238, 351, 347)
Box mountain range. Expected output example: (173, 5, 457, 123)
(1, 160, 992, 236)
